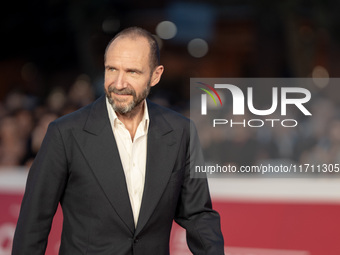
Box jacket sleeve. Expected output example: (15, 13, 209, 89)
(174, 121, 225, 255)
(12, 121, 68, 255)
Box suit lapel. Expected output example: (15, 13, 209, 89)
(135, 101, 179, 235)
(72, 97, 180, 235)
(72, 96, 135, 234)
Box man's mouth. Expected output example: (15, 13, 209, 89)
(113, 92, 132, 97)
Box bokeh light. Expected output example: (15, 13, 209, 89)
(187, 38, 209, 58)
(102, 17, 120, 34)
(312, 65, 329, 88)
(156, 21, 177, 40)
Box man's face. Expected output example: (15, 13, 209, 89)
(104, 36, 163, 115)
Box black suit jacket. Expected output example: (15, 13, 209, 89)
(12, 96, 224, 255)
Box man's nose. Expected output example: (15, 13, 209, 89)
(115, 72, 127, 89)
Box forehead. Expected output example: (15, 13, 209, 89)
(105, 36, 150, 66)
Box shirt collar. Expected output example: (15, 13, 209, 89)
(106, 96, 149, 133)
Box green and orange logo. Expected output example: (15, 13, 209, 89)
(197, 82, 223, 115)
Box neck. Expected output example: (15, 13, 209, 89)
(116, 101, 145, 141)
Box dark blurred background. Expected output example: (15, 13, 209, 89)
(1, 0, 340, 166)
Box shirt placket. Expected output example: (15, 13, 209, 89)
(130, 125, 145, 226)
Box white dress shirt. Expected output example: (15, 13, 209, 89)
(106, 97, 149, 226)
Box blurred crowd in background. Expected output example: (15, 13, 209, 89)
(1, 0, 340, 173)
(0, 74, 96, 166)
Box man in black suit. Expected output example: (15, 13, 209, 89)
(12, 27, 224, 255)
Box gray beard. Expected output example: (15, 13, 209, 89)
(106, 83, 151, 115)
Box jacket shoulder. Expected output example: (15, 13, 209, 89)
(53, 96, 105, 130)
(53, 104, 91, 128)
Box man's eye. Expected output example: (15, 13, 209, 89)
(107, 67, 116, 72)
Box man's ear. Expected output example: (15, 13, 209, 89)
(150, 65, 164, 87)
